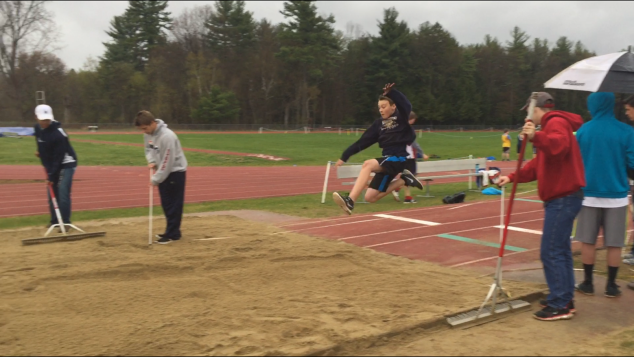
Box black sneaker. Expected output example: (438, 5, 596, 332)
(576, 281, 595, 295)
(155, 234, 165, 240)
(605, 284, 622, 298)
(533, 306, 573, 321)
(155, 236, 173, 244)
(401, 169, 423, 190)
(333, 192, 354, 215)
(539, 300, 576, 314)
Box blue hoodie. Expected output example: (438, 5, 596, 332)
(576, 92, 634, 199)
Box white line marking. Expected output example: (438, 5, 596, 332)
(339, 210, 543, 241)
(374, 214, 441, 226)
(195, 237, 232, 241)
(494, 225, 542, 235)
(450, 248, 540, 268)
(448, 203, 476, 210)
(365, 218, 545, 248)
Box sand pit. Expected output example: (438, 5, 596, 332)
(0, 215, 544, 356)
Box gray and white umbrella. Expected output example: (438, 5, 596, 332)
(544, 51, 634, 93)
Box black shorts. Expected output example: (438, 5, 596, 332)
(503, 147, 510, 153)
(369, 156, 407, 192)
(405, 158, 417, 174)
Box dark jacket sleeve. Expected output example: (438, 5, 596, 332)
(340, 122, 380, 162)
(385, 89, 412, 124)
(47, 132, 67, 182)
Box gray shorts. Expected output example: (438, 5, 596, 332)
(575, 205, 627, 247)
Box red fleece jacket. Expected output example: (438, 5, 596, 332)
(508, 110, 586, 202)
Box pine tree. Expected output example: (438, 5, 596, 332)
(101, 1, 172, 71)
(277, 0, 340, 125)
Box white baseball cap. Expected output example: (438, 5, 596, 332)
(35, 104, 54, 120)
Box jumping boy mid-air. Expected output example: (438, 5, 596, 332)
(333, 83, 423, 215)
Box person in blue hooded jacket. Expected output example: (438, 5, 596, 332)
(33, 104, 78, 229)
(574, 92, 634, 298)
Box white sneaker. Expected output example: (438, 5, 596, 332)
(623, 258, 634, 265)
(392, 190, 400, 202)
(623, 253, 634, 260)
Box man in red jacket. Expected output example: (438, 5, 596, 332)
(498, 92, 585, 321)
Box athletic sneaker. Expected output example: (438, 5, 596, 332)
(155, 234, 165, 240)
(333, 192, 354, 215)
(605, 284, 622, 298)
(539, 300, 576, 314)
(575, 281, 595, 295)
(155, 236, 173, 244)
(392, 190, 400, 202)
(401, 169, 423, 190)
(533, 306, 573, 321)
(404, 197, 417, 204)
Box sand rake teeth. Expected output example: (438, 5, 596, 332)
(22, 231, 107, 245)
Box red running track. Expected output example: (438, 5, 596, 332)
(0, 162, 518, 218)
(275, 197, 591, 272)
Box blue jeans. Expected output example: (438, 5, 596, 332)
(48, 167, 76, 225)
(542, 191, 583, 309)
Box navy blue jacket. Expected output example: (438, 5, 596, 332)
(34, 121, 78, 182)
(340, 89, 414, 162)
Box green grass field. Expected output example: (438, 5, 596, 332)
(0, 131, 530, 166)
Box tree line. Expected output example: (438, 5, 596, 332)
(1, 0, 625, 128)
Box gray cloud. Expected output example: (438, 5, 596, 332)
(47, 1, 634, 71)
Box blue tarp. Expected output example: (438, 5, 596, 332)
(482, 187, 502, 195)
(0, 127, 35, 136)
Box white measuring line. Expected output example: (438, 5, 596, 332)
(493, 225, 542, 235)
(339, 210, 543, 241)
(373, 214, 441, 226)
(448, 203, 477, 210)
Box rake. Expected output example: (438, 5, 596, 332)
(22, 171, 106, 245)
(446, 93, 539, 328)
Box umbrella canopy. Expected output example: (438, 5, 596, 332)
(544, 51, 634, 94)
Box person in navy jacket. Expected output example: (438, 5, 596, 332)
(33, 105, 78, 228)
(332, 83, 424, 215)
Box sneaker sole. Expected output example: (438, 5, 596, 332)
(333, 192, 352, 215)
(533, 313, 574, 321)
(539, 303, 576, 314)
(402, 169, 424, 190)
(605, 293, 622, 298)
(575, 289, 594, 296)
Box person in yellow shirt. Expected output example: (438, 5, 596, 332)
(501, 129, 511, 161)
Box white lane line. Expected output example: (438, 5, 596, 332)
(374, 214, 441, 226)
(494, 225, 542, 235)
(450, 248, 540, 268)
(365, 218, 545, 248)
(339, 210, 543, 242)
(448, 203, 476, 210)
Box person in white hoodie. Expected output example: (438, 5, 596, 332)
(135, 110, 188, 244)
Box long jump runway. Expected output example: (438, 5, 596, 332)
(276, 197, 584, 272)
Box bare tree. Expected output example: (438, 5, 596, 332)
(171, 4, 213, 54)
(0, 1, 58, 117)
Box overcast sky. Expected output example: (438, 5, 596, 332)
(47, 1, 634, 71)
